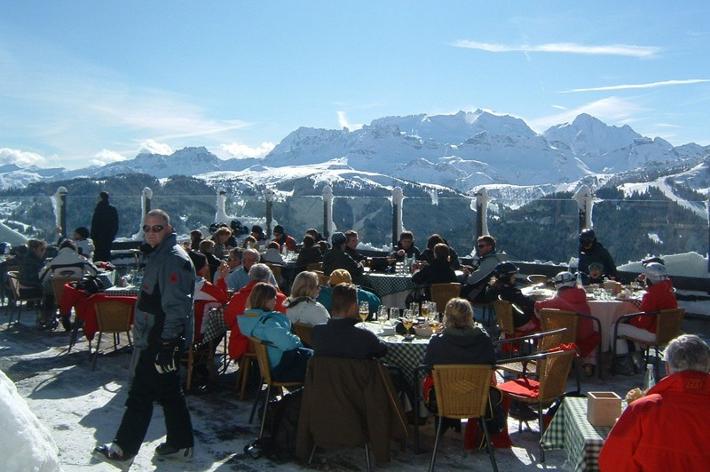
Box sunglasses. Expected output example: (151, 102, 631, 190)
(143, 224, 165, 233)
(477, 244, 489, 249)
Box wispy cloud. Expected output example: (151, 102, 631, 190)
(138, 140, 174, 155)
(220, 141, 275, 159)
(551, 105, 567, 110)
(0, 148, 47, 167)
(336, 111, 363, 131)
(451, 40, 660, 58)
(562, 78, 710, 93)
(91, 149, 127, 166)
(529, 96, 644, 131)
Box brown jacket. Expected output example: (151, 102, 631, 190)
(296, 357, 407, 464)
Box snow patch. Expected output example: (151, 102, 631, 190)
(617, 251, 709, 278)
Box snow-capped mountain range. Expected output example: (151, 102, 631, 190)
(1, 110, 708, 193)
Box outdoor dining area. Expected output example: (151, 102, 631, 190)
(0, 184, 708, 472)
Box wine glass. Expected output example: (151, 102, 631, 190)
(377, 305, 388, 321)
(421, 301, 431, 319)
(359, 301, 369, 322)
(401, 309, 414, 337)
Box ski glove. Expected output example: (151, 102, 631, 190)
(154, 338, 181, 374)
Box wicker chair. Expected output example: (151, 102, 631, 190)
(526, 274, 549, 285)
(292, 322, 314, 347)
(428, 365, 497, 471)
(92, 299, 133, 370)
(494, 328, 569, 377)
(539, 308, 603, 379)
(611, 308, 685, 378)
(247, 336, 304, 439)
(430, 283, 461, 314)
(6, 271, 43, 325)
(497, 349, 576, 462)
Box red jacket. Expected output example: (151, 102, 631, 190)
(630, 279, 678, 333)
(224, 280, 287, 359)
(599, 370, 710, 471)
(535, 287, 597, 356)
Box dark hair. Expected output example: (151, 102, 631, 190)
(427, 234, 444, 251)
(433, 243, 449, 261)
(99, 191, 109, 202)
(251, 225, 264, 234)
(273, 225, 285, 235)
(477, 235, 496, 249)
(74, 227, 90, 239)
(267, 241, 280, 250)
(305, 228, 321, 241)
(59, 239, 77, 251)
(189, 250, 207, 272)
(318, 240, 329, 253)
(331, 283, 357, 317)
(190, 230, 203, 240)
(400, 231, 414, 241)
(302, 234, 315, 248)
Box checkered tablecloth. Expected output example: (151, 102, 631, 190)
(363, 273, 416, 297)
(201, 307, 228, 345)
(542, 397, 611, 472)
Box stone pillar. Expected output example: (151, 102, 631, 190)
(322, 185, 334, 240)
(264, 189, 275, 239)
(53, 186, 68, 239)
(392, 186, 404, 247)
(474, 187, 489, 240)
(215, 189, 229, 224)
(573, 185, 593, 232)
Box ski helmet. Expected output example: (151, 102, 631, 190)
(553, 271, 576, 288)
(644, 262, 668, 283)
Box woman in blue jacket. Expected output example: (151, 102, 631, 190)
(238, 282, 313, 382)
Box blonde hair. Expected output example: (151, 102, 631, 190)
(443, 298, 474, 330)
(246, 282, 277, 310)
(290, 271, 319, 298)
(328, 268, 352, 286)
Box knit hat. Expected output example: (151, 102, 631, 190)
(331, 232, 346, 247)
(328, 269, 352, 286)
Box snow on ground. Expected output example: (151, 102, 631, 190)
(2, 310, 708, 472)
(617, 251, 709, 279)
(618, 176, 706, 218)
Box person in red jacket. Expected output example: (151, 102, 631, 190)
(223, 263, 287, 359)
(535, 271, 599, 374)
(613, 262, 678, 357)
(599, 334, 710, 471)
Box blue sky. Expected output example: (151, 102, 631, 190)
(1, 0, 709, 169)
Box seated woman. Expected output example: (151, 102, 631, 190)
(295, 234, 322, 269)
(237, 282, 312, 382)
(285, 271, 329, 326)
(418, 234, 461, 270)
(535, 271, 599, 375)
(412, 243, 458, 286)
(613, 263, 678, 370)
(482, 262, 537, 332)
(19, 239, 55, 329)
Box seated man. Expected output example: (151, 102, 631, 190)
(344, 230, 366, 263)
(599, 334, 710, 471)
(391, 231, 421, 261)
(225, 248, 272, 291)
(461, 235, 507, 302)
(317, 269, 380, 319)
(272, 225, 297, 252)
(412, 243, 457, 286)
(323, 232, 364, 285)
(312, 283, 387, 359)
(578, 228, 617, 279)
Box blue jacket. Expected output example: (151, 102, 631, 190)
(317, 286, 381, 316)
(237, 308, 302, 369)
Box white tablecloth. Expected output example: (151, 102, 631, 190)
(588, 300, 639, 352)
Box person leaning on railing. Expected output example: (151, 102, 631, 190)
(599, 334, 710, 471)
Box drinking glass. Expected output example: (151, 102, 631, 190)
(377, 305, 388, 321)
(389, 307, 400, 320)
(359, 301, 369, 322)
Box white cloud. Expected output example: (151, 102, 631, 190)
(0, 148, 46, 167)
(138, 140, 174, 155)
(336, 111, 363, 131)
(529, 96, 644, 131)
(220, 141, 275, 159)
(452, 40, 660, 58)
(562, 78, 710, 93)
(90, 149, 127, 166)
(551, 105, 567, 110)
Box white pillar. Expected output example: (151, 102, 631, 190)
(215, 190, 229, 224)
(135, 187, 153, 240)
(264, 189, 275, 238)
(573, 185, 593, 231)
(322, 185, 334, 239)
(53, 186, 68, 239)
(392, 186, 404, 247)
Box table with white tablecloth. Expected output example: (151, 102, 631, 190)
(587, 299, 639, 352)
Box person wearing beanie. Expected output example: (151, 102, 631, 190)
(316, 269, 380, 319)
(323, 232, 364, 285)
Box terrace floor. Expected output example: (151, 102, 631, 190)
(1, 311, 708, 472)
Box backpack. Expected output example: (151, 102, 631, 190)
(244, 387, 303, 461)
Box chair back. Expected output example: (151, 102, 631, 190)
(431, 364, 492, 420)
(430, 283, 461, 312)
(292, 322, 314, 346)
(265, 263, 283, 284)
(493, 299, 515, 336)
(537, 349, 575, 402)
(248, 336, 273, 385)
(95, 300, 133, 332)
(526, 274, 548, 285)
(6, 271, 22, 299)
(655, 308, 685, 346)
(539, 308, 577, 346)
(51, 276, 79, 307)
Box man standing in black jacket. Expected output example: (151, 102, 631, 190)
(90, 191, 119, 262)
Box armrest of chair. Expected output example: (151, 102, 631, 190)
(576, 312, 602, 336)
(611, 311, 657, 361)
(493, 327, 567, 345)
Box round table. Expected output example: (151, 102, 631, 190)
(362, 273, 416, 308)
(361, 321, 430, 384)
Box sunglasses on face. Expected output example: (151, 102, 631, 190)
(477, 244, 489, 249)
(143, 224, 165, 233)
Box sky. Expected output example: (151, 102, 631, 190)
(1, 0, 709, 169)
